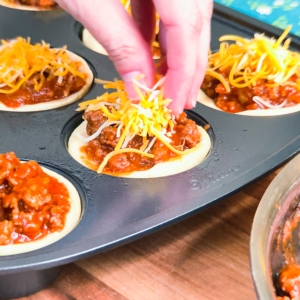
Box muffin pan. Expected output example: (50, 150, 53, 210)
(1, 3, 300, 298)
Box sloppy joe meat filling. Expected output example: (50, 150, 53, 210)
(0, 72, 86, 108)
(201, 71, 300, 113)
(277, 264, 300, 300)
(0, 152, 70, 245)
(83, 110, 201, 173)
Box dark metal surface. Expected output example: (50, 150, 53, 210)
(0, 267, 61, 300)
(0, 2, 300, 287)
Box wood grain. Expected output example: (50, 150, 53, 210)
(18, 170, 280, 300)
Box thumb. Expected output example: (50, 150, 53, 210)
(56, 0, 155, 99)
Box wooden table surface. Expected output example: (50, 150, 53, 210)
(18, 169, 282, 300)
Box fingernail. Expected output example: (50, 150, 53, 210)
(122, 71, 146, 101)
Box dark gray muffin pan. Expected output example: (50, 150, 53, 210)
(0, 4, 300, 299)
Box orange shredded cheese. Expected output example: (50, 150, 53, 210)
(0, 37, 86, 94)
(78, 76, 197, 174)
(206, 25, 300, 92)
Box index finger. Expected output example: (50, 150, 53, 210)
(56, 0, 155, 97)
(153, 0, 212, 115)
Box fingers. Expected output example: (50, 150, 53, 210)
(185, 1, 212, 109)
(56, 0, 155, 99)
(130, 0, 156, 47)
(153, 0, 213, 115)
(56, 0, 212, 114)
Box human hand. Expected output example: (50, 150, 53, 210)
(55, 0, 213, 115)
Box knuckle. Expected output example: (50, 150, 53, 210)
(187, 18, 203, 35)
(168, 61, 194, 76)
(107, 41, 137, 69)
(187, 2, 213, 34)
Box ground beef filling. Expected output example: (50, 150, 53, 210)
(276, 264, 300, 300)
(0, 152, 70, 245)
(83, 110, 201, 174)
(201, 71, 300, 113)
(0, 72, 86, 108)
(5, 0, 57, 8)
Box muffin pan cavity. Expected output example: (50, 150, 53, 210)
(63, 110, 214, 178)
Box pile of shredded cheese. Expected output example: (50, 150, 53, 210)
(0, 37, 86, 94)
(207, 25, 300, 92)
(77, 77, 198, 173)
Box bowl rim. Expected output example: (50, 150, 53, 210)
(250, 153, 300, 299)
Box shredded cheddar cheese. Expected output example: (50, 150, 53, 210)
(206, 25, 300, 92)
(121, 0, 131, 13)
(0, 37, 86, 94)
(78, 77, 198, 174)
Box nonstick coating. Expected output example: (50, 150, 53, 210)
(0, 4, 300, 277)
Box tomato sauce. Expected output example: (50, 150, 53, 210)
(83, 111, 201, 174)
(276, 209, 300, 299)
(0, 152, 70, 245)
(0, 72, 86, 108)
(277, 264, 300, 300)
(201, 71, 300, 113)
